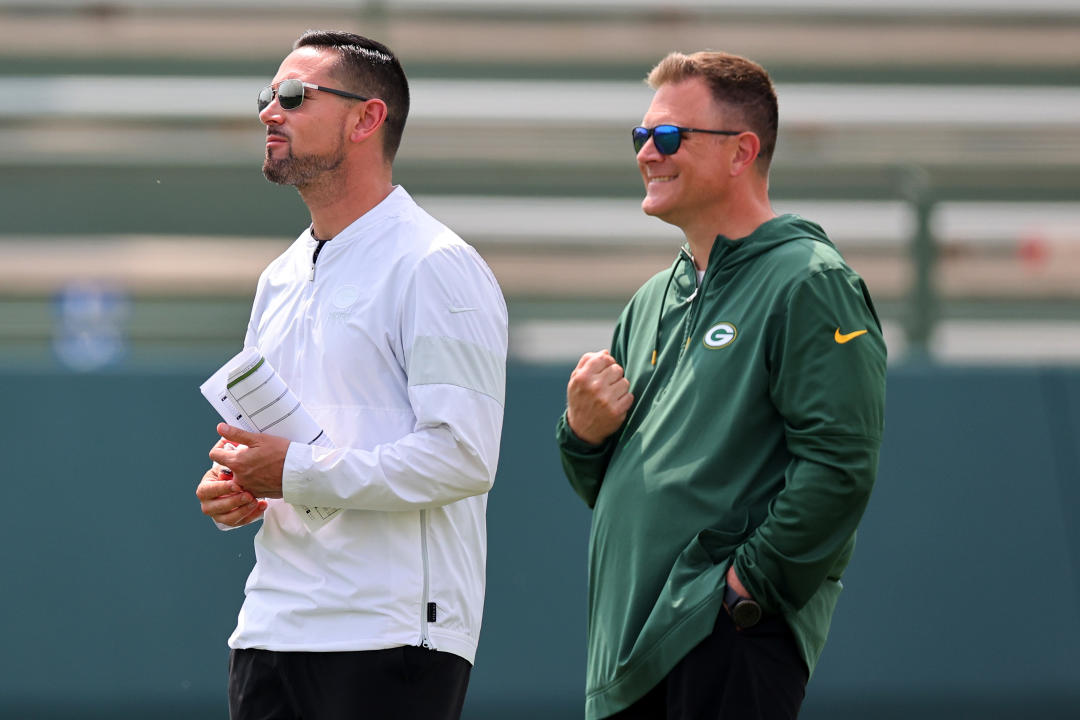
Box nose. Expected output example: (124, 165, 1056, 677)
(636, 134, 662, 163)
(258, 98, 284, 126)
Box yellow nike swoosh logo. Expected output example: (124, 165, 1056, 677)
(834, 328, 868, 344)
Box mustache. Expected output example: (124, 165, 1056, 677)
(266, 129, 289, 140)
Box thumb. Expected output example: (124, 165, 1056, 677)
(217, 423, 256, 445)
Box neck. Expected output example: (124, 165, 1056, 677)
(684, 183, 775, 270)
(299, 162, 394, 240)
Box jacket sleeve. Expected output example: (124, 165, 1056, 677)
(733, 267, 887, 614)
(554, 318, 628, 509)
(556, 413, 616, 509)
(280, 243, 508, 511)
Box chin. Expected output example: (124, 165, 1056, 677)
(641, 196, 671, 220)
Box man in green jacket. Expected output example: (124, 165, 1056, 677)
(556, 51, 887, 719)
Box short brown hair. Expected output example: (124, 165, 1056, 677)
(647, 51, 778, 170)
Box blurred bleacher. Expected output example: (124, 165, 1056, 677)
(1, 0, 1079, 368)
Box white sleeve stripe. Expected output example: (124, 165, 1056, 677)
(407, 335, 506, 407)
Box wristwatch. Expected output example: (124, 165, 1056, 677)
(724, 583, 762, 629)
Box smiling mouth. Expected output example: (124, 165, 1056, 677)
(648, 175, 677, 183)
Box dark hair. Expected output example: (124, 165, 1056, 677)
(294, 29, 410, 162)
(647, 51, 778, 170)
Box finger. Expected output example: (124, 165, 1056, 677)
(195, 477, 222, 501)
(217, 423, 256, 446)
(197, 470, 245, 496)
(208, 441, 242, 467)
(209, 492, 260, 524)
(216, 505, 254, 527)
(580, 363, 625, 395)
(575, 350, 606, 372)
(597, 361, 627, 384)
(574, 354, 616, 382)
(208, 446, 228, 466)
(195, 478, 242, 502)
(586, 351, 617, 369)
(569, 371, 618, 404)
(236, 501, 269, 526)
(202, 497, 236, 520)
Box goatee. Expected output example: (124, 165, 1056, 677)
(263, 141, 345, 187)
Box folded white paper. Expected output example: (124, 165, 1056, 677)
(200, 347, 340, 531)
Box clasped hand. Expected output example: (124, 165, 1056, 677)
(195, 423, 290, 527)
(566, 350, 634, 446)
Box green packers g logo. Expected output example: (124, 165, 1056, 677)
(703, 322, 737, 349)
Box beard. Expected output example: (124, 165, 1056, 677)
(262, 136, 345, 187)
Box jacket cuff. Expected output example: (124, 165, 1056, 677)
(281, 441, 312, 504)
(555, 412, 610, 456)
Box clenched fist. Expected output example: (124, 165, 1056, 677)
(566, 350, 634, 445)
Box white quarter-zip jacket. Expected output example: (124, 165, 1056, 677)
(227, 186, 507, 664)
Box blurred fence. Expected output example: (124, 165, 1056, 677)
(0, 363, 1078, 719)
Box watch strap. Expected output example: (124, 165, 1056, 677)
(724, 582, 763, 629)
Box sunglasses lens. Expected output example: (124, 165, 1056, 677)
(632, 127, 649, 153)
(257, 86, 273, 112)
(653, 126, 681, 155)
(277, 79, 305, 110)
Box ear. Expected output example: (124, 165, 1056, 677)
(346, 98, 388, 145)
(729, 132, 762, 177)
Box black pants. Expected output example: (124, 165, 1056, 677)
(228, 646, 471, 720)
(608, 611, 809, 720)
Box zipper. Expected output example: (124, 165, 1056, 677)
(418, 509, 435, 649)
(651, 251, 699, 403)
(309, 237, 329, 282)
(678, 240, 732, 361)
(678, 289, 701, 360)
(677, 263, 706, 362)
(293, 236, 328, 396)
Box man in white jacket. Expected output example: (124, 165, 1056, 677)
(194, 30, 507, 720)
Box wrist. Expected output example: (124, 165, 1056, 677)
(563, 411, 606, 447)
(724, 582, 762, 629)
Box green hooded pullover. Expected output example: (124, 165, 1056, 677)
(556, 214, 887, 719)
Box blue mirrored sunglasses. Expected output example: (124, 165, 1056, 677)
(258, 78, 370, 112)
(632, 125, 742, 155)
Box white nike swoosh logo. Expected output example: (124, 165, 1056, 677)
(449, 306, 477, 314)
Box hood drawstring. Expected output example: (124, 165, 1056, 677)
(651, 248, 696, 366)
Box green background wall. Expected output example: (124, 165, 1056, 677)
(1, 363, 1078, 718)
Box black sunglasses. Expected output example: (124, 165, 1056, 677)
(258, 78, 370, 112)
(632, 125, 742, 155)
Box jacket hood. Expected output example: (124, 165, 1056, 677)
(704, 213, 835, 271)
